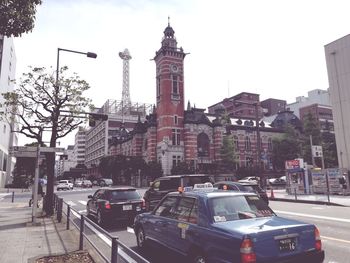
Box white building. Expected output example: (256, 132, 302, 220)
(286, 89, 331, 118)
(73, 127, 86, 165)
(56, 145, 76, 178)
(325, 34, 350, 170)
(0, 35, 17, 187)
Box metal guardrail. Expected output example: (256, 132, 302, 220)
(53, 194, 150, 263)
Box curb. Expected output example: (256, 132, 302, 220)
(269, 197, 347, 207)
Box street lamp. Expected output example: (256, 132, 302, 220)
(56, 48, 97, 85)
(43, 47, 97, 215)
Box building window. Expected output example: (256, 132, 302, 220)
(268, 138, 273, 151)
(172, 75, 178, 94)
(172, 155, 181, 167)
(174, 115, 178, 125)
(233, 135, 239, 150)
(172, 129, 181, 145)
(197, 132, 210, 157)
(245, 136, 251, 151)
(157, 76, 161, 97)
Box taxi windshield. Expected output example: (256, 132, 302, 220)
(210, 195, 275, 222)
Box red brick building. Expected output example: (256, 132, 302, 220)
(110, 22, 292, 176)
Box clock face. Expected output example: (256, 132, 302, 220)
(171, 64, 178, 73)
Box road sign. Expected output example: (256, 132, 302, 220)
(12, 151, 37, 158)
(312, 145, 323, 157)
(39, 147, 65, 153)
(10, 146, 37, 153)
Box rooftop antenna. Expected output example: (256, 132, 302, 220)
(119, 48, 132, 113)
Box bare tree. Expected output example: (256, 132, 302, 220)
(1, 66, 93, 215)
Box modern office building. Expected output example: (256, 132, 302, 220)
(0, 35, 17, 187)
(286, 89, 331, 118)
(56, 145, 76, 178)
(325, 34, 350, 170)
(73, 127, 86, 165)
(299, 103, 334, 133)
(261, 98, 286, 117)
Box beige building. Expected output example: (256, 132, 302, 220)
(325, 34, 350, 170)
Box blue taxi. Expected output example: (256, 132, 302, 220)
(134, 183, 325, 263)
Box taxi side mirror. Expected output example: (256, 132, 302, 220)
(88, 195, 93, 199)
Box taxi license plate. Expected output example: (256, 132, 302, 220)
(123, 205, 133, 211)
(278, 237, 296, 252)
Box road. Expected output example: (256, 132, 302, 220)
(2, 188, 349, 262)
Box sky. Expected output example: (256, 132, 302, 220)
(13, 0, 350, 147)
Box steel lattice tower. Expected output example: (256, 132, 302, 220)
(119, 48, 132, 108)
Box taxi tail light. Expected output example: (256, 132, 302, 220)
(104, 201, 111, 210)
(315, 227, 322, 251)
(240, 238, 256, 263)
(142, 199, 146, 209)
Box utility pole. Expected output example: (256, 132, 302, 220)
(310, 135, 316, 167)
(32, 127, 43, 224)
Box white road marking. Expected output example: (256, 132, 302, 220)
(322, 235, 350, 244)
(127, 226, 135, 234)
(274, 210, 350, 223)
(70, 210, 138, 263)
(78, 200, 87, 205)
(67, 201, 76, 206)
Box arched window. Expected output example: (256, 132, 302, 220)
(233, 135, 239, 150)
(197, 132, 210, 157)
(245, 136, 251, 151)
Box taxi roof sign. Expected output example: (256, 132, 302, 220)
(193, 182, 214, 190)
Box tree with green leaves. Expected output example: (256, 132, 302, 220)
(220, 135, 239, 172)
(272, 124, 301, 170)
(0, 0, 42, 37)
(0, 66, 93, 215)
(321, 120, 338, 168)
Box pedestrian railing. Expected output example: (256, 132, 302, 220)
(53, 194, 150, 263)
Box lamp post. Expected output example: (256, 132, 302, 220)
(43, 48, 97, 215)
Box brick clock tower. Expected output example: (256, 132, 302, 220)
(154, 20, 186, 175)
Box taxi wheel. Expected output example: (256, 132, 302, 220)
(136, 227, 147, 250)
(193, 253, 206, 263)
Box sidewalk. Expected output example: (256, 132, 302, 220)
(0, 198, 94, 263)
(270, 189, 350, 206)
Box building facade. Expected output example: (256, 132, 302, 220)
(299, 104, 334, 133)
(73, 127, 86, 165)
(56, 145, 76, 178)
(261, 98, 286, 117)
(0, 35, 17, 187)
(287, 89, 331, 118)
(325, 34, 350, 170)
(110, 22, 289, 176)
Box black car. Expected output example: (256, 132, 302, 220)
(214, 181, 269, 204)
(86, 187, 145, 226)
(143, 174, 212, 211)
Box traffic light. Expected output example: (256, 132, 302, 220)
(89, 113, 108, 127)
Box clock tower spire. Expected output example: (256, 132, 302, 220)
(154, 20, 187, 175)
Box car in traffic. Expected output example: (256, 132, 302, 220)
(81, 180, 93, 188)
(74, 180, 83, 187)
(97, 178, 113, 187)
(269, 176, 287, 186)
(143, 174, 212, 211)
(134, 183, 324, 263)
(86, 186, 145, 226)
(238, 176, 260, 184)
(214, 181, 269, 204)
(56, 180, 74, 191)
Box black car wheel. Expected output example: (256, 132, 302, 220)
(136, 227, 147, 250)
(97, 210, 104, 226)
(86, 204, 91, 218)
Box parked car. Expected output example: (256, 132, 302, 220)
(56, 180, 74, 191)
(238, 176, 260, 184)
(134, 184, 325, 263)
(86, 186, 145, 226)
(269, 175, 287, 186)
(214, 181, 269, 204)
(82, 180, 93, 188)
(143, 174, 212, 211)
(97, 178, 113, 187)
(74, 180, 83, 187)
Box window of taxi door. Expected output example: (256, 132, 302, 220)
(173, 197, 198, 224)
(154, 196, 178, 218)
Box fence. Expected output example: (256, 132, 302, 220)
(53, 194, 150, 263)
